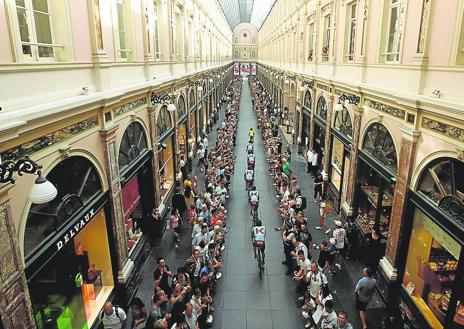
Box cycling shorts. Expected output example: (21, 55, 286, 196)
(254, 240, 265, 249)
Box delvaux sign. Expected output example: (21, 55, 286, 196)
(56, 208, 96, 251)
(25, 192, 108, 279)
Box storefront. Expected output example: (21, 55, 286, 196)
(24, 156, 115, 329)
(352, 123, 397, 270)
(313, 96, 328, 172)
(301, 90, 312, 149)
(400, 157, 464, 329)
(188, 88, 198, 155)
(176, 95, 188, 161)
(157, 105, 176, 202)
(328, 106, 353, 212)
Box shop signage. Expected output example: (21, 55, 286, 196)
(56, 208, 96, 251)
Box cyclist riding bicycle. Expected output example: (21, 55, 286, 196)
(247, 153, 255, 169)
(248, 186, 259, 210)
(248, 128, 255, 142)
(251, 219, 266, 262)
(244, 169, 254, 189)
(246, 142, 254, 154)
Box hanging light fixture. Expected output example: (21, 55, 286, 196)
(167, 103, 176, 112)
(0, 155, 58, 204)
(29, 173, 58, 204)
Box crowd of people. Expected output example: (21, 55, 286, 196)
(248, 76, 373, 329)
(101, 77, 243, 329)
(100, 75, 380, 329)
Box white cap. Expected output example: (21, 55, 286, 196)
(335, 220, 342, 227)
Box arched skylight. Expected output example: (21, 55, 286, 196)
(217, 0, 276, 30)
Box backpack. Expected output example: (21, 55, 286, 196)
(300, 196, 307, 210)
(100, 306, 123, 322)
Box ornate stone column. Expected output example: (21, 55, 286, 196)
(380, 127, 420, 281)
(148, 107, 161, 205)
(341, 106, 363, 217)
(99, 125, 133, 283)
(0, 185, 36, 329)
(322, 95, 334, 179)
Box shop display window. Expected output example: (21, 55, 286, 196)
(316, 96, 327, 121)
(333, 106, 352, 139)
(314, 124, 325, 170)
(158, 138, 175, 200)
(330, 137, 343, 191)
(121, 175, 143, 254)
(25, 156, 102, 257)
(157, 105, 173, 136)
(417, 158, 464, 220)
(362, 123, 397, 173)
(177, 124, 188, 159)
(118, 122, 148, 172)
(356, 161, 394, 238)
(177, 95, 187, 118)
(188, 113, 197, 153)
(402, 209, 462, 329)
(302, 113, 310, 147)
(30, 210, 114, 329)
(304, 90, 312, 110)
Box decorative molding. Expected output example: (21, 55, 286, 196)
(379, 257, 398, 282)
(438, 196, 464, 222)
(113, 97, 148, 118)
(1, 117, 99, 162)
(421, 117, 464, 142)
(316, 83, 332, 93)
(457, 149, 464, 161)
(365, 99, 405, 119)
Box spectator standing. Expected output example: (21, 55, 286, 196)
(316, 196, 330, 233)
(153, 257, 173, 296)
(306, 149, 314, 174)
(334, 310, 354, 329)
(332, 220, 346, 270)
(355, 267, 377, 329)
(172, 188, 187, 219)
(179, 155, 188, 180)
(203, 135, 209, 158)
(101, 302, 127, 329)
(130, 297, 147, 329)
(311, 150, 319, 176)
(319, 300, 337, 329)
(314, 173, 324, 202)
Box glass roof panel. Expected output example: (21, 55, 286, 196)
(217, 0, 276, 30)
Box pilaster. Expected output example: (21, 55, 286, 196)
(99, 125, 131, 283)
(322, 95, 334, 174)
(341, 106, 363, 217)
(382, 127, 420, 278)
(0, 185, 36, 329)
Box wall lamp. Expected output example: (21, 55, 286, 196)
(0, 155, 57, 204)
(157, 142, 167, 149)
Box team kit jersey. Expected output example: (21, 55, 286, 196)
(249, 191, 259, 202)
(252, 226, 265, 242)
(245, 170, 254, 181)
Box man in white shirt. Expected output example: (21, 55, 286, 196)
(306, 149, 314, 174)
(203, 135, 209, 158)
(311, 150, 319, 176)
(333, 220, 346, 271)
(101, 302, 126, 329)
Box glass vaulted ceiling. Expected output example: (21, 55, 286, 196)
(217, 0, 277, 30)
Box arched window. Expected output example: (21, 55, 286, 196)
(316, 96, 328, 121)
(333, 107, 353, 138)
(157, 105, 173, 136)
(24, 156, 102, 256)
(362, 123, 397, 172)
(189, 89, 195, 109)
(177, 95, 186, 118)
(417, 158, 464, 220)
(118, 122, 148, 171)
(304, 91, 312, 110)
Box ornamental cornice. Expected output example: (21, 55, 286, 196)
(364, 98, 405, 120)
(421, 117, 464, 143)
